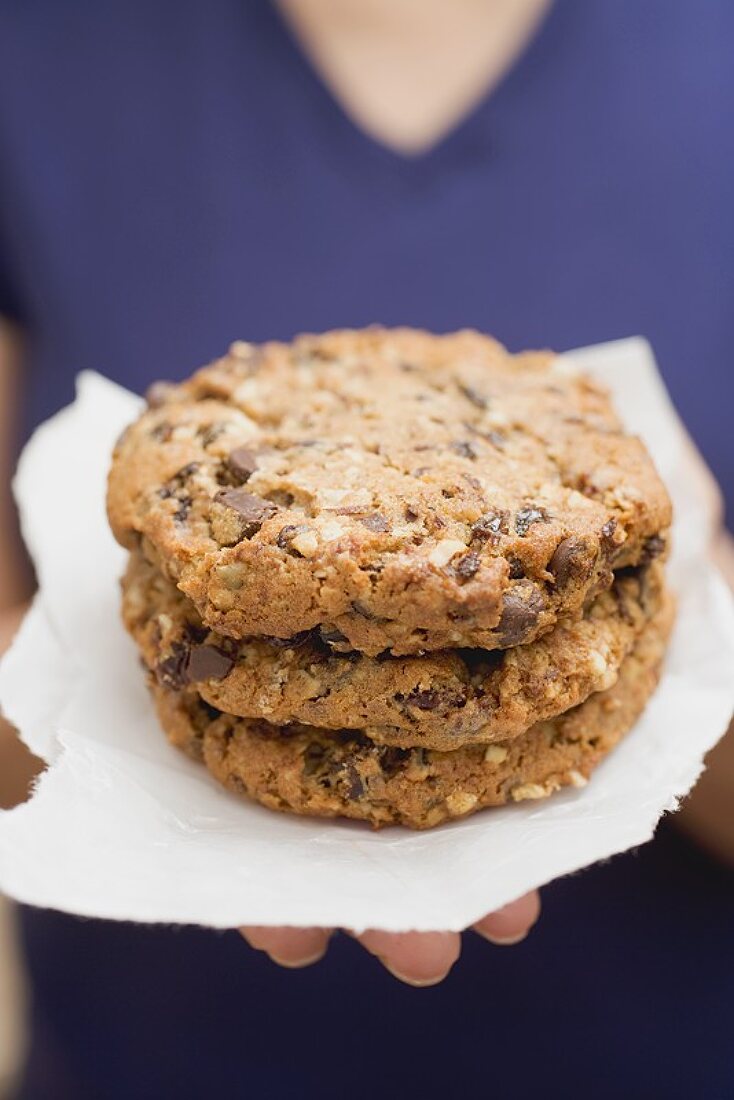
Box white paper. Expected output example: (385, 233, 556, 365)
(1, 340, 733, 933)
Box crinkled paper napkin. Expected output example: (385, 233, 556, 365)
(1, 339, 733, 932)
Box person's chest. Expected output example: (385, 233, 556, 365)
(1, 1, 731, 508)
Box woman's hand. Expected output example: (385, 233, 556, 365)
(240, 889, 540, 985)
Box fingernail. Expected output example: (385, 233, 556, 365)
(381, 959, 450, 987)
(475, 929, 528, 947)
(268, 949, 328, 969)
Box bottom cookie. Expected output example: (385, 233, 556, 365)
(148, 595, 674, 830)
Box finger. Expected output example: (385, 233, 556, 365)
(355, 930, 461, 987)
(239, 925, 331, 968)
(472, 890, 541, 946)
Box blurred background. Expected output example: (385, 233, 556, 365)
(0, 1, 732, 1097)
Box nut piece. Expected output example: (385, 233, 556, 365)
(446, 791, 479, 816)
(511, 782, 550, 802)
(215, 563, 244, 590)
(588, 650, 608, 676)
(567, 769, 588, 788)
(317, 519, 345, 543)
(290, 529, 320, 558)
(484, 744, 509, 765)
(587, 649, 617, 690)
(428, 539, 467, 568)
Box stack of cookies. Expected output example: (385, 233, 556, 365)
(108, 328, 674, 829)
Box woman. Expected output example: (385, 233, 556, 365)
(0, 1, 732, 1096)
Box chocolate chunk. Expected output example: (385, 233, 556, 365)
(200, 423, 227, 447)
(507, 556, 525, 579)
(343, 763, 365, 800)
(145, 380, 177, 408)
(459, 383, 490, 409)
(497, 585, 545, 645)
(454, 551, 480, 580)
(451, 440, 478, 460)
(186, 644, 234, 682)
(549, 536, 593, 587)
(228, 446, 259, 482)
(404, 506, 419, 522)
(184, 622, 209, 645)
(405, 689, 441, 711)
(215, 488, 276, 532)
(161, 462, 199, 503)
(164, 464, 198, 495)
(600, 518, 618, 556)
(173, 496, 192, 523)
(471, 511, 509, 543)
(379, 746, 411, 777)
(359, 513, 390, 533)
(515, 507, 547, 537)
(276, 523, 309, 550)
(156, 642, 189, 690)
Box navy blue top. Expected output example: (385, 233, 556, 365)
(1, 2, 732, 1097)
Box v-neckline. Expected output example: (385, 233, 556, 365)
(265, 0, 564, 175)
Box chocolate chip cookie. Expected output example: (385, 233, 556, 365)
(148, 592, 674, 829)
(108, 328, 671, 656)
(123, 550, 666, 750)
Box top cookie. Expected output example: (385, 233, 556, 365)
(108, 328, 671, 655)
